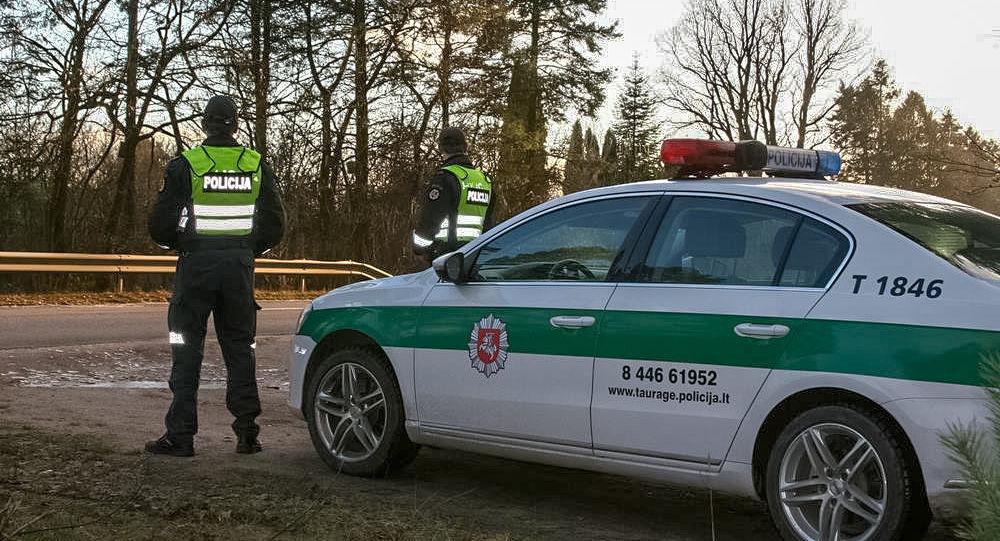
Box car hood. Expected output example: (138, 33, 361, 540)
(310, 268, 439, 310)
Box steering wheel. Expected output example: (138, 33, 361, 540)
(548, 259, 596, 280)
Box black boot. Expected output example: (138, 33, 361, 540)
(236, 432, 262, 454)
(145, 435, 194, 457)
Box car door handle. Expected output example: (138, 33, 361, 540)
(734, 323, 790, 339)
(550, 316, 596, 329)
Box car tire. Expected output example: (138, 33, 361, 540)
(764, 404, 929, 541)
(306, 347, 418, 477)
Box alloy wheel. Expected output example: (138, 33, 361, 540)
(777, 422, 888, 541)
(313, 362, 387, 463)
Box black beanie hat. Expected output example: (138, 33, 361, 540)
(202, 95, 238, 135)
(438, 126, 468, 156)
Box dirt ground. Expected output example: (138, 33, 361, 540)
(0, 333, 962, 540)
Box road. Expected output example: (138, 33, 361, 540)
(0, 300, 307, 349)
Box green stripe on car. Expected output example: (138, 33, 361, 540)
(300, 306, 999, 387)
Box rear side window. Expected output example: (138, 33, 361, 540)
(637, 196, 849, 287)
(778, 219, 851, 287)
(850, 203, 1000, 281)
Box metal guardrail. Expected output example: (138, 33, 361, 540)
(0, 251, 392, 292)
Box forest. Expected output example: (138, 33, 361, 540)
(1, 0, 997, 277)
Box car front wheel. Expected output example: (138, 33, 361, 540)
(306, 347, 418, 476)
(765, 404, 928, 541)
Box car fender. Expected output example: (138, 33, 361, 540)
(728, 369, 904, 465)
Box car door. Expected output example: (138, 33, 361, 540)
(592, 194, 851, 466)
(414, 194, 658, 448)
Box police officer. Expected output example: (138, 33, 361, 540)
(412, 127, 494, 262)
(146, 95, 285, 456)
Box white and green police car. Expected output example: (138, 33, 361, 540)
(288, 139, 1000, 541)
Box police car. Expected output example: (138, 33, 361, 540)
(288, 139, 999, 541)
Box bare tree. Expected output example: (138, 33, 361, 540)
(659, 0, 866, 147)
(249, 0, 272, 158)
(791, 0, 866, 148)
(660, 0, 777, 142)
(351, 0, 370, 258)
(105, 0, 139, 251)
(8, 0, 115, 250)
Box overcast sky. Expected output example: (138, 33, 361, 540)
(594, 0, 1000, 142)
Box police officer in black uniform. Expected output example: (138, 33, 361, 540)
(146, 95, 284, 456)
(412, 127, 494, 263)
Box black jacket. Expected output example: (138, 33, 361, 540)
(149, 134, 285, 255)
(413, 154, 494, 255)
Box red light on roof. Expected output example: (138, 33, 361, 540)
(660, 139, 739, 176)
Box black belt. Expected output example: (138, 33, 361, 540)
(178, 237, 252, 252)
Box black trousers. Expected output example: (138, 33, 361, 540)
(165, 248, 261, 445)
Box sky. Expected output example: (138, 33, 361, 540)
(594, 0, 1000, 141)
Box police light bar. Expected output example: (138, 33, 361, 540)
(660, 138, 841, 179)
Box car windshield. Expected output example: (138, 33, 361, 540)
(850, 202, 1000, 281)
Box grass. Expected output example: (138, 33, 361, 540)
(942, 351, 1000, 540)
(0, 422, 514, 540)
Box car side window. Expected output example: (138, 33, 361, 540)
(777, 218, 850, 287)
(638, 196, 803, 286)
(470, 196, 653, 282)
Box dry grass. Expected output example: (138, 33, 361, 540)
(0, 422, 516, 540)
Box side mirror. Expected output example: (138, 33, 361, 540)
(433, 252, 467, 283)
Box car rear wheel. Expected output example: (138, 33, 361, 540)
(765, 404, 928, 541)
(306, 348, 418, 476)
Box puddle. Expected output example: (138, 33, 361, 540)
(68, 381, 226, 389)
(9, 370, 289, 390)
(2, 340, 289, 390)
(6, 362, 287, 390)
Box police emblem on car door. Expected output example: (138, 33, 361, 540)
(468, 315, 509, 377)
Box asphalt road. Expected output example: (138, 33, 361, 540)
(0, 300, 308, 349)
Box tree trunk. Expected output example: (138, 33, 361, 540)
(250, 0, 271, 158)
(351, 0, 370, 260)
(439, 5, 453, 128)
(105, 0, 140, 251)
(48, 25, 91, 251)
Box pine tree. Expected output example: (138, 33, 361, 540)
(600, 129, 619, 185)
(496, 0, 618, 215)
(829, 59, 899, 185)
(562, 120, 588, 195)
(830, 59, 999, 214)
(497, 60, 550, 215)
(943, 352, 1000, 541)
(887, 91, 938, 193)
(506, 0, 619, 120)
(583, 127, 602, 189)
(612, 55, 660, 183)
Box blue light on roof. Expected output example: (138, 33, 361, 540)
(816, 150, 842, 177)
(763, 146, 842, 179)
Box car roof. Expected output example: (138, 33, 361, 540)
(555, 177, 964, 210)
(479, 177, 972, 248)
